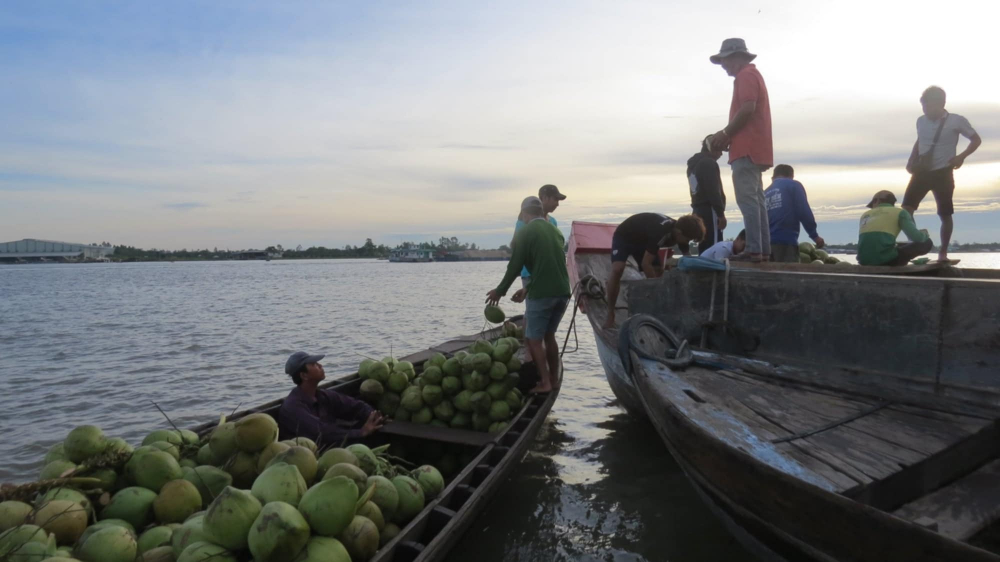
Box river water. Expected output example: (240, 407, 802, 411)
(2, 255, 997, 560)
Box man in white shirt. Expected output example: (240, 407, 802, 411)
(700, 230, 746, 261)
(903, 86, 981, 262)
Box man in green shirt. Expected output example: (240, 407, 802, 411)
(858, 190, 933, 266)
(487, 196, 571, 394)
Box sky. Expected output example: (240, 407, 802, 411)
(1, 0, 998, 250)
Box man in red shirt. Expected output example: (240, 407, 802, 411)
(710, 38, 773, 262)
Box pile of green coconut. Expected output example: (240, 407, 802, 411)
(0, 414, 444, 562)
(357, 320, 528, 434)
(798, 242, 849, 265)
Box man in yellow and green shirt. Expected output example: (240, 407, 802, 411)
(857, 190, 933, 266)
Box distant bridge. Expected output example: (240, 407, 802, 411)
(0, 239, 115, 261)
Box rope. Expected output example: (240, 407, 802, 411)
(621, 314, 694, 371)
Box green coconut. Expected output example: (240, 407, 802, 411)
(367, 361, 390, 385)
(506, 390, 523, 411)
(358, 358, 375, 379)
(340, 515, 380, 562)
(359, 379, 385, 403)
(427, 352, 447, 368)
(470, 391, 492, 414)
(471, 353, 492, 375)
(411, 407, 434, 425)
(203, 486, 261, 551)
(137, 526, 173, 554)
(323, 463, 368, 493)
(393, 361, 415, 380)
(63, 425, 105, 463)
(298, 476, 359, 537)
(364, 476, 398, 520)
(422, 366, 443, 385)
(30, 499, 87, 545)
(178, 458, 197, 469)
(248, 501, 311, 562)
(377, 392, 401, 417)
(489, 400, 511, 421)
(811, 259, 824, 265)
(453, 390, 474, 413)
(318, 448, 360, 475)
(489, 361, 508, 381)
(292, 536, 352, 562)
(411, 465, 444, 500)
(345, 444, 377, 476)
(469, 371, 489, 391)
(153, 479, 202, 524)
(44, 443, 68, 465)
(209, 422, 238, 464)
(486, 381, 508, 401)
(390, 475, 425, 525)
(0, 501, 32, 532)
(77, 519, 135, 547)
(380, 522, 401, 547)
(143, 430, 183, 448)
(140, 545, 176, 562)
(2, 540, 55, 562)
(506, 356, 522, 373)
(134, 450, 183, 493)
(484, 304, 505, 324)
(39, 487, 92, 517)
(177, 541, 238, 562)
(799, 241, 816, 255)
(86, 467, 118, 491)
(382, 357, 397, 371)
(252, 462, 308, 507)
(235, 413, 279, 453)
(799, 252, 812, 263)
(267, 446, 318, 485)
(182, 465, 231, 507)
(75, 525, 137, 562)
(148, 440, 182, 461)
(40, 460, 77, 481)
(195, 444, 214, 466)
(224, 450, 259, 488)
(356, 502, 385, 532)
(472, 411, 492, 432)
(470, 340, 493, 356)
(387, 371, 409, 394)
(441, 376, 461, 396)
(103, 437, 133, 456)
(170, 514, 207, 557)
(0, 524, 53, 558)
(441, 358, 461, 378)
(256, 441, 291, 473)
(459, 354, 476, 375)
(433, 400, 456, 422)
(101, 487, 157, 530)
(450, 412, 471, 429)
(489, 421, 509, 434)
(420, 385, 444, 407)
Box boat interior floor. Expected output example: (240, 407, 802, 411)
(655, 362, 1000, 543)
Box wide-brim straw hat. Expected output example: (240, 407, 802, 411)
(710, 38, 757, 64)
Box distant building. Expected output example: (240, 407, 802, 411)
(389, 248, 435, 262)
(0, 239, 115, 262)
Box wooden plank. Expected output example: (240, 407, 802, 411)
(378, 422, 495, 447)
(893, 459, 1000, 540)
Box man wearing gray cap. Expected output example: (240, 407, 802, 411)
(709, 38, 773, 263)
(857, 190, 933, 266)
(487, 196, 571, 394)
(277, 351, 385, 444)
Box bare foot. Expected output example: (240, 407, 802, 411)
(529, 384, 553, 394)
(937, 253, 949, 262)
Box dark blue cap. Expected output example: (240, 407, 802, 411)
(285, 351, 325, 375)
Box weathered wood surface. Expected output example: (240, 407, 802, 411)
(632, 354, 1000, 561)
(894, 459, 1000, 541)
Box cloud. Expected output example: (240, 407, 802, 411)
(163, 202, 207, 211)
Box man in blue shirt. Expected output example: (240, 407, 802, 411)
(764, 165, 825, 262)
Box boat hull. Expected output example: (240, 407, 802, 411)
(590, 315, 646, 417)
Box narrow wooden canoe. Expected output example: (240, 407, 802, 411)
(622, 317, 1000, 562)
(190, 317, 561, 562)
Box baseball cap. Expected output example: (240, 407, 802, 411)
(285, 351, 325, 375)
(521, 196, 544, 213)
(866, 190, 897, 208)
(538, 184, 566, 200)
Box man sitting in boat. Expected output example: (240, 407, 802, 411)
(857, 190, 933, 266)
(603, 213, 706, 329)
(700, 229, 745, 261)
(487, 196, 571, 394)
(278, 351, 385, 445)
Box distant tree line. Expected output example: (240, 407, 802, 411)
(111, 236, 506, 261)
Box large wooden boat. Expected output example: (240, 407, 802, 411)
(191, 317, 561, 562)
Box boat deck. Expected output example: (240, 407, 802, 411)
(643, 356, 1000, 549)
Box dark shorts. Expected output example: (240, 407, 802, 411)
(611, 234, 661, 267)
(903, 168, 955, 217)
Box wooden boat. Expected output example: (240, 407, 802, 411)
(190, 317, 561, 562)
(622, 320, 1000, 561)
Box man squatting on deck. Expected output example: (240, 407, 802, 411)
(603, 213, 705, 329)
(277, 351, 385, 444)
(764, 165, 825, 262)
(487, 196, 571, 394)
